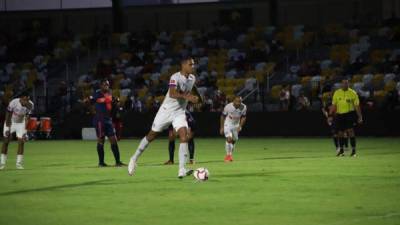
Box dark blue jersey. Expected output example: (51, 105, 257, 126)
(92, 90, 113, 119)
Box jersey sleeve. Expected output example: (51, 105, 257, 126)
(169, 74, 178, 88)
(332, 91, 338, 105)
(352, 91, 360, 106)
(222, 105, 229, 116)
(241, 105, 247, 117)
(7, 99, 16, 112)
(28, 101, 34, 114)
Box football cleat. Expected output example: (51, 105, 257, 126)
(128, 158, 137, 176)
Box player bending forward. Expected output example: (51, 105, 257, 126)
(0, 92, 34, 170)
(220, 96, 247, 162)
(128, 57, 199, 178)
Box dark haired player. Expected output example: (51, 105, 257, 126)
(330, 79, 363, 157)
(128, 57, 199, 178)
(0, 92, 34, 170)
(91, 80, 125, 167)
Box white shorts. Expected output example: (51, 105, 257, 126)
(151, 108, 188, 132)
(3, 122, 27, 139)
(224, 124, 239, 141)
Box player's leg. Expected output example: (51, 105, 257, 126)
(108, 135, 125, 166)
(229, 130, 239, 161)
(176, 126, 193, 178)
(335, 115, 345, 156)
(94, 118, 107, 167)
(165, 128, 176, 165)
(347, 128, 357, 157)
(224, 126, 234, 162)
(128, 130, 160, 175)
(0, 126, 12, 169)
(343, 131, 349, 150)
(128, 109, 172, 176)
(97, 137, 107, 167)
(15, 124, 27, 169)
(188, 129, 195, 164)
(106, 119, 125, 166)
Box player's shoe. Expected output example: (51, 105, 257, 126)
(350, 151, 357, 157)
(128, 158, 137, 176)
(0, 164, 5, 170)
(16, 163, 24, 170)
(228, 155, 233, 162)
(115, 161, 127, 167)
(164, 160, 174, 165)
(98, 163, 108, 167)
(189, 159, 195, 165)
(178, 168, 194, 179)
(336, 149, 344, 157)
(224, 155, 230, 162)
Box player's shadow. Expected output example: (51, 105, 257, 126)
(0, 179, 118, 196)
(217, 171, 278, 178)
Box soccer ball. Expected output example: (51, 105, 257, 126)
(193, 167, 209, 181)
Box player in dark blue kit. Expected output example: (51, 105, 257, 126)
(164, 111, 196, 165)
(91, 79, 125, 167)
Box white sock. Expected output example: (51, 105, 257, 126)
(131, 137, 149, 162)
(231, 143, 235, 155)
(1, 154, 7, 164)
(16, 154, 23, 165)
(179, 143, 189, 171)
(225, 142, 233, 155)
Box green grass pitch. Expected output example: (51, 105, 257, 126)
(0, 138, 399, 225)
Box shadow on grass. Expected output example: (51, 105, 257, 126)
(0, 179, 117, 196)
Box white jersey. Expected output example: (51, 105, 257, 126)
(223, 102, 247, 127)
(7, 98, 34, 123)
(161, 72, 196, 112)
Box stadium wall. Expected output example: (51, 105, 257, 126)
(57, 111, 400, 139)
(0, 0, 385, 34)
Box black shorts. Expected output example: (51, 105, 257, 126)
(329, 120, 337, 134)
(335, 112, 356, 131)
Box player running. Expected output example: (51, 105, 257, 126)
(164, 110, 196, 165)
(91, 79, 125, 167)
(0, 92, 34, 170)
(220, 96, 247, 162)
(128, 56, 199, 178)
(330, 79, 363, 157)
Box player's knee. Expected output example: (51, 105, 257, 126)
(226, 138, 233, 143)
(18, 138, 25, 144)
(146, 131, 158, 142)
(179, 136, 188, 143)
(97, 138, 105, 144)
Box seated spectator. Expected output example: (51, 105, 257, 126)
(296, 93, 310, 111)
(279, 86, 290, 111)
(120, 74, 132, 89)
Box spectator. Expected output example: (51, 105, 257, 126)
(279, 86, 290, 111)
(296, 93, 310, 111)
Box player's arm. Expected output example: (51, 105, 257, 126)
(169, 87, 198, 103)
(329, 92, 338, 115)
(353, 93, 363, 124)
(238, 116, 246, 132)
(4, 111, 11, 127)
(219, 114, 226, 135)
(191, 85, 203, 104)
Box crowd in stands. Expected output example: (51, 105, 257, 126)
(1, 21, 400, 118)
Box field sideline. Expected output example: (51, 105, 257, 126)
(0, 138, 399, 225)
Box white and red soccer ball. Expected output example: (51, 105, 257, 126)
(193, 167, 209, 181)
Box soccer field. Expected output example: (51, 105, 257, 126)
(0, 138, 399, 225)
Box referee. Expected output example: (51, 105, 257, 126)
(330, 79, 363, 157)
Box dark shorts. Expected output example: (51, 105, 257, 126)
(329, 120, 337, 134)
(335, 111, 356, 131)
(93, 117, 115, 138)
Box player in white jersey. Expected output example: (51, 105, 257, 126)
(220, 96, 247, 162)
(0, 92, 34, 170)
(128, 57, 199, 178)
